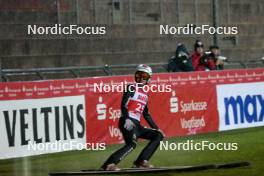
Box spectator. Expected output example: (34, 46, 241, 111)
(167, 43, 194, 72)
(191, 40, 216, 71)
(209, 45, 226, 70)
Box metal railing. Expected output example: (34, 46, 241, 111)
(0, 63, 167, 82)
(0, 60, 263, 82)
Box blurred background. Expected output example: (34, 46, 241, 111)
(0, 0, 263, 81)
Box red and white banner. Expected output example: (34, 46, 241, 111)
(0, 68, 264, 159)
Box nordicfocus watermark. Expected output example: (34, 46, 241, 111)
(27, 141, 106, 151)
(27, 24, 106, 35)
(93, 82, 172, 93)
(160, 24, 238, 35)
(160, 140, 238, 151)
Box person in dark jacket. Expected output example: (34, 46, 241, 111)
(101, 64, 164, 171)
(167, 43, 194, 72)
(209, 45, 226, 70)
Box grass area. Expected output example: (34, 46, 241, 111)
(0, 127, 264, 176)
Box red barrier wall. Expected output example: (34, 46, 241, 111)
(0, 68, 264, 159)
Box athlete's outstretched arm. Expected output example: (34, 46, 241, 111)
(143, 105, 158, 129)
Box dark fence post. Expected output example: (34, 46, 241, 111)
(212, 0, 219, 46)
(0, 57, 2, 82)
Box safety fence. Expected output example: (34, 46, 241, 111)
(1, 60, 264, 82)
(0, 68, 264, 159)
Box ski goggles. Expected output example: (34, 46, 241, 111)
(135, 71, 151, 80)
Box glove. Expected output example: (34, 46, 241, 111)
(124, 119, 134, 131)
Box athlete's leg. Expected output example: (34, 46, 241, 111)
(101, 120, 137, 170)
(134, 126, 164, 166)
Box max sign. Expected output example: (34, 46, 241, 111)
(217, 82, 264, 131)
